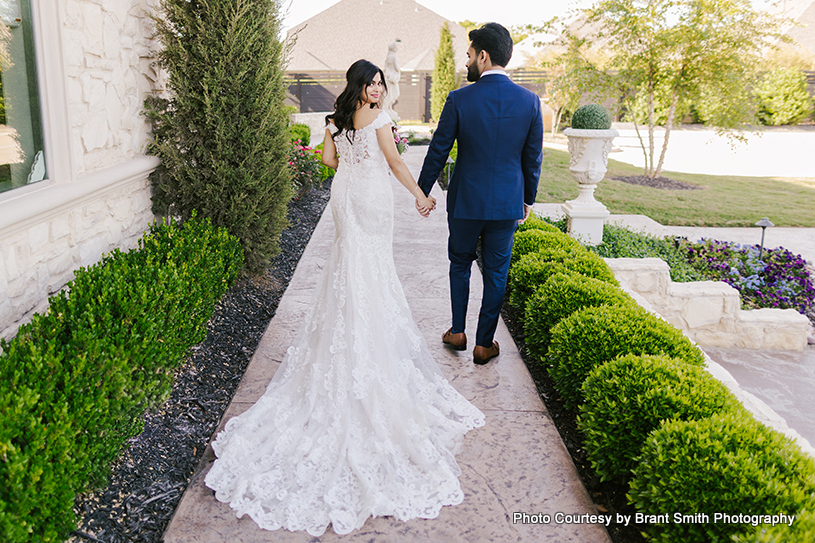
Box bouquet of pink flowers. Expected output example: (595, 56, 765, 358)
(392, 126, 409, 155)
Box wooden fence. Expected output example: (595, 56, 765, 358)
(285, 71, 815, 123)
(284, 70, 548, 122)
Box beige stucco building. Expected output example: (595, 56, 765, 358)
(0, 1, 162, 339)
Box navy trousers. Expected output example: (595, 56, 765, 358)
(448, 216, 517, 348)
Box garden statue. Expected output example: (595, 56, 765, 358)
(562, 104, 618, 245)
(383, 41, 401, 122)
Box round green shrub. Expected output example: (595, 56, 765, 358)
(509, 251, 569, 310)
(508, 249, 618, 310)
(755, 67, 814, 126)
(517, 214, 562, 234)
(524, 272, 634, 358)
(547, 304, 705, 409)
(290, 122, 311, 144)
(571, 103, 612, 130)
(630, 412, 815, 543)
(734, 508, 815, 542)
(579, 354, 746, 482)
(511, 229, 583, 266)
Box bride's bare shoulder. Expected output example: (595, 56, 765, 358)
(353, 107, 383, 129)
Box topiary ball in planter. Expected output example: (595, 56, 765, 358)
(571, 104, 612, 130)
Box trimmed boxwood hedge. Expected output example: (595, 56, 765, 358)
(547, 303, 705, 409)
(629, 412, 815, 543)
(517, 213, 562, 234)
(524, 272, 634, 358)
(510, 229, 582, 266)
(0, 214, 242, 543)
(734, 507, 815, 542)
(508, 249, 618, 310)
(578, 354, 746, 482)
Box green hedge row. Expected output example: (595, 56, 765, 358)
(0, 214, 243, 542)
(509, 216, 815, 542)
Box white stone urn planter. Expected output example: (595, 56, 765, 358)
(562, 127, 618, 245)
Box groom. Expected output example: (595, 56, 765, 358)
(417, 22, 543, 365)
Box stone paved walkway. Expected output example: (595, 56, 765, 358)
(163, 146, 611, 542)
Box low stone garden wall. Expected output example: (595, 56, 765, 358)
(606, 257, 810, 350)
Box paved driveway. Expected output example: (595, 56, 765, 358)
(610, 123, 815, 178)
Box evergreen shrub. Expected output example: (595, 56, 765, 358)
(590, 223, 704, 282)
(629, 413, 815, 543)
(509, 248, 618, 310)
(524, 272, 634, 358)
(144, 0, 292, 273)
(579, 354, 745, 482)
(547, 304, 705, 409)
(511, 229, 582, 266)
(571, 103, 613, 129)
(0, 215, 242, 543)
(734, 508, 815, 542)
(431, 23, 457, 122)
(517, 214, 561, 234)
(290, 123, 311, 144)
(755, 67, 815, 126)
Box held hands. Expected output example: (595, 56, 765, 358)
(415, 194, 436, 218)
(411, 186, 436, 218)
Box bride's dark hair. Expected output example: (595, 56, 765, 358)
(326, 59, 387, 143)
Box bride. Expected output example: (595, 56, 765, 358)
(204, 59, 486, 536)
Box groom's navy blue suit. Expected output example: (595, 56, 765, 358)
(418, 72, 543, 348)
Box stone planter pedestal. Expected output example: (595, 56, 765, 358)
(562, 127, 618, 245)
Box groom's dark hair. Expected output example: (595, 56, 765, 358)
(468, 23, 513, 68)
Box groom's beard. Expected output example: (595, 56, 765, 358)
(466, 63, 481, 82)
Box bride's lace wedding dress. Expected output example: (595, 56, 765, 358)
(204, 110, 485, 536)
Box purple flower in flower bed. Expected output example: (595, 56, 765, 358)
(680, 238, 815, 315)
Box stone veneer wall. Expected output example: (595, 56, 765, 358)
(0, 2, 163, 339)
(606, 258, 810, 350)
(62, 0, 161, 176)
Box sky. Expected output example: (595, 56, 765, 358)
(280, 0, 591, 33)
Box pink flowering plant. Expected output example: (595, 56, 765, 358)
(392, 126, 409, 154)
(288, 141, 323, 198)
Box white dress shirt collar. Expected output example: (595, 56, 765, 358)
(480, 68, 508, 78)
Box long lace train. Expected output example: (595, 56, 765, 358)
(204, 111, 485, 536)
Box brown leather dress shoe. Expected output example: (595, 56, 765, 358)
(442, 328, 467, 350)
(473, 341, 500, 365)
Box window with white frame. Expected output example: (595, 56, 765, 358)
(0, 0, 46, 193)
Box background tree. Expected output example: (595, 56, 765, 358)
(144, 0, 292, 274)
(431, 22, 458, 121)
(534, 19, 610, 138)
(755, 67, 814, 125)
(544, 0, 788, 179)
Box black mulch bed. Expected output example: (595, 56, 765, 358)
(612, 175, 702, 190)
(68, 180, 332, 543)
(500, 301, 647, 543)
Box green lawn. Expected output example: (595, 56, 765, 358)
(537, 148, 815, 227)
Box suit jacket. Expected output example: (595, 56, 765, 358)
(417, 73, 543, 221)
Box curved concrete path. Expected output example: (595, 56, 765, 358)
(163, 146, 610, 542)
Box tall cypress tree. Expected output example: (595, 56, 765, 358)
(144, 0, 292, 274)
(431, 23, 458, 122)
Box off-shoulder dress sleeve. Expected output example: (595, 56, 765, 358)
(370, 111, 392, 130)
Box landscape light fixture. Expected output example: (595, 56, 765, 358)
(755, 217, 774, 260)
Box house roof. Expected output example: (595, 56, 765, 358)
(285, 0, 471, 72)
